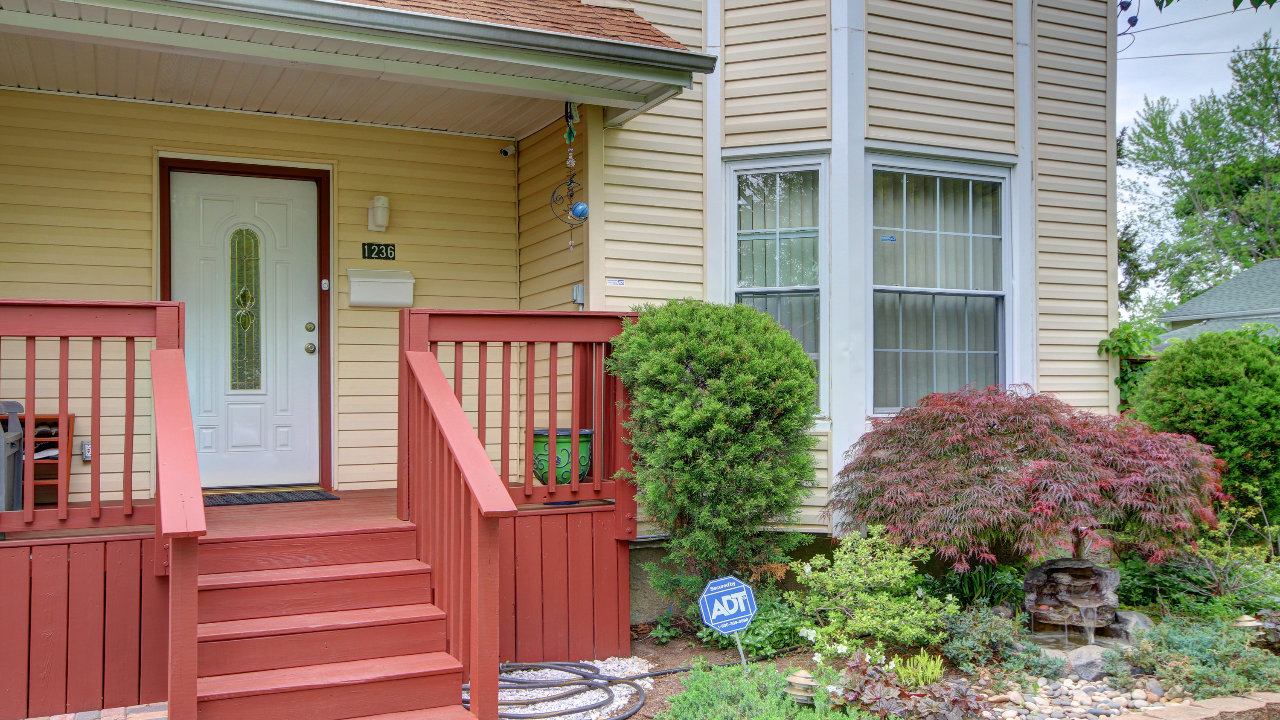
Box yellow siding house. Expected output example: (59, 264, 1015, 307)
(0, 0, 1116, 533)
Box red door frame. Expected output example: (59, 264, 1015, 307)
(158, 158, 334, 490)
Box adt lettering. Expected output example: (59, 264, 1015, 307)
(709, 590, 748, 620)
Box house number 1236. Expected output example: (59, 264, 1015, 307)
(361, 242, 396, 260)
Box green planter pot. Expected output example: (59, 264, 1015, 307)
(532, 429, 593, 485)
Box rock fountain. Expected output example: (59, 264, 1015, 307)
(1022, 559, 1146, 680)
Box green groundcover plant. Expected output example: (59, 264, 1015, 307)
(1131, 330, 1280, 516)
(940, 603, 1065, 680)
(1105, 619, 1280, 697)
(655, 662, 854, 720)
(608, 299, 819, 607)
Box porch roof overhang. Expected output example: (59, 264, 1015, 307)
(0, 0, 716, 138)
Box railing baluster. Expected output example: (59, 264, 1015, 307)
(501, 342, 511, 487)
(593, 343, 604, 491)
(569, 343, 580, 493)
(525, 342, 535, 497)
(57, 336, 69, 519)
(477, 341, 487, 455)
(454, 342, 463, 404)
(547, 342, 557, 497)
(123, 337, 135, 516)
(23, 337, 35, 523)
(91, 337, 102, 518)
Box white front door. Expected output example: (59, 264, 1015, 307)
(170, 171, 321, 488)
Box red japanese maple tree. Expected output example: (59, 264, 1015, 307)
(832, 386, 1224, 570)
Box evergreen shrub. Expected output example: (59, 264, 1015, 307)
(1131, 330, 1280, 514)
(607, 299, 819, 606)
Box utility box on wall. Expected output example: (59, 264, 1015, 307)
(347, 269, 415, 307)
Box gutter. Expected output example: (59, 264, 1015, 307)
(1158, 307, 1280, 324)
(154, 0, 718, 75)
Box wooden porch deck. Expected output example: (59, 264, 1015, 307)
(201, 489, 405, 542)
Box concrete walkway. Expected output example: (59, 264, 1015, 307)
(25, 703, 166, 720)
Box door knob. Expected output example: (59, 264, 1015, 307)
(304, 343, 317, 354)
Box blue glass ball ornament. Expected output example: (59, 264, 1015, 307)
(570, 202, 590, 220)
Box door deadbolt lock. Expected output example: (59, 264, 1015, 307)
(304, 322, 316, 332)
(304, 343, 317, 354)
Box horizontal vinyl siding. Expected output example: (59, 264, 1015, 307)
(602, 0, 706, 309)
(865, 0, 1017, 154)
(0, 89, 518, 496)
(722, 0, 830, 146)
(519, 121, 585, 311)
(1033, 0, 1116, 412)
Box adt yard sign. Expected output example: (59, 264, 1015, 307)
(699, 576, 757, 635)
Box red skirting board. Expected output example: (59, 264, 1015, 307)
(0, 536, 168, 720)
(498, 504, 630, 663)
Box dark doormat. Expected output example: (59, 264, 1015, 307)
(204, 490, 340, 507)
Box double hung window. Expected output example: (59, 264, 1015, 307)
(871, 168, 1006, 412)
(733, 167, 822, 369)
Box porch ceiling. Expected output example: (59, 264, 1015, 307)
(0, 29, 564, 138)
(0, 0, 712, 138)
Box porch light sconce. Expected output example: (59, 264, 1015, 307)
(368, 195, 390, 232)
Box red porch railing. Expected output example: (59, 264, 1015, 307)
(0, 300, 184, 532)
(399, 310, 638, 700)
(0, 299, 205, 720)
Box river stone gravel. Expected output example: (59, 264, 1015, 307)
(467, 656, 656, 720)
(979, 676, 1191, 720)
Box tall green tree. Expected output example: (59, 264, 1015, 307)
(1124, 33, 1280, 304)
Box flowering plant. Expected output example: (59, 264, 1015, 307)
(789, 528, 957, 659)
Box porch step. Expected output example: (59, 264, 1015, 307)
(197, 560, 432, 622)
(196, 652, 462, 720)
(198, 604, 446, 675)
(346, 708, 479, 720)
(198, 528, 416, 574)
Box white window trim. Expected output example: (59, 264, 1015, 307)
(863, 154, 1032, 417)
(724, 155, 831, 414)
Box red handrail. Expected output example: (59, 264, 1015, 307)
(404, 350, 516, 720)
(406, 352, 520, 518)
(150, 348, 205, 720)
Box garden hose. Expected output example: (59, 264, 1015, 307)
(461, 645, 808, 719)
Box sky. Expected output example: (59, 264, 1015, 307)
(1116, 1, 1280, 130)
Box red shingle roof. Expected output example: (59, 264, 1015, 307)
(332, 0, 686, 50)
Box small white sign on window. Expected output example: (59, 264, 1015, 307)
(880, 234, 897, 243)
(606, 278, 625, 286)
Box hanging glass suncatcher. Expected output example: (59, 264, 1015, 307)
(550, 102, 589, 249)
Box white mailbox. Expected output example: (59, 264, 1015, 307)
(347, 269, 415, 307)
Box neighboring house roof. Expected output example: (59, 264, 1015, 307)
(1155, 315, 1280, 352)
(1159, 258, 1280, 323)
(332, 0, 686, 49)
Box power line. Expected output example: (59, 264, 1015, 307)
(1127, 8, 1242, 34)
(1119, 46, 1280, 60)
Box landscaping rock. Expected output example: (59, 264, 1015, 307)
(1100, 611, 1155, 643)
(1068, 645, 1109, 682)
(1190, 697, 1266, 720)
(1244, 693, 1280, 718)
